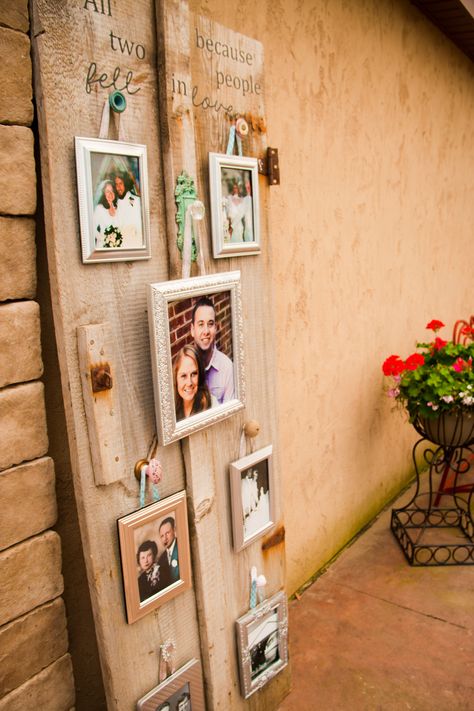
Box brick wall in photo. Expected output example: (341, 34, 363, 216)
(168, 291, 233, 362)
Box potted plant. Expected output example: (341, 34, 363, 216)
(382, 319, 474, 447)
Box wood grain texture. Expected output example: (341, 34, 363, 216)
(77, 322, 127, 485)
(31, 0, 200, 707)
(157, 2, 290, 708)
(32, 0, 288, 706)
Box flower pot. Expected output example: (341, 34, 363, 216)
(416, 412, 474, 447)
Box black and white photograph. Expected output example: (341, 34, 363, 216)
(230, 445, 275, 551)
(148, 272, 245, 445)
(249, 610, 279, 681)
(235, 591, 288, 699)
(136, 659, 205, 711)
(75, 136, 151, 263)
(209, 153, 260, 258)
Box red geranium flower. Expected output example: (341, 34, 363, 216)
(461, 325, 474, 337)
(426, 319, 445, 332)
(453, 356, 473, 373)
(382, 355, 405, 376)
(432, 337, 448, 351)
(404, 353, 425, 371)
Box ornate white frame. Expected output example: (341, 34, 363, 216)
(75, 136, 151, 263)
(235, 590, 289, 699)
(209, 152, 261, 258)
(148, 271, 245, 445)
(230, 445, 275, 552)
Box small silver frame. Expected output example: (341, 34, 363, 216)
(148, 271, 245, 446)
(75, 136, 151, 263)
(236, 590, 289, 699)
(230, 445, 275, 552)
(209, 152, 260, 258)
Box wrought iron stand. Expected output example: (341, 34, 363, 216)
(391, 419, 474, 566)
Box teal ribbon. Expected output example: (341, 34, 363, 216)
(226, 125, 242, 156)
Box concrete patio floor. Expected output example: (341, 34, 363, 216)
(278, 482, 474, 711)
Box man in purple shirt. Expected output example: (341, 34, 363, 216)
(191, 296, 234, 404)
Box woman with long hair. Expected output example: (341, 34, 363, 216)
(93, 179, 121, 248)
(173, 344, 212, 420)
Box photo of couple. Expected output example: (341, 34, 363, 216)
(169, 293, 235, 422)
(91, 153, 143, 250)
(135, 514, 180, 604)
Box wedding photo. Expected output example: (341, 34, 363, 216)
(75, 137, 151, 262)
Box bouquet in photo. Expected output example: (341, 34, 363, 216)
(103, 225, 123, 248)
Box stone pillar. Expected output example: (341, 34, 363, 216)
(0, 2, 75, 708)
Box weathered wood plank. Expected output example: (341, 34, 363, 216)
(77, 322, 127, 485)
(31, 0, 201, 707)
(157, 2, 290, 708)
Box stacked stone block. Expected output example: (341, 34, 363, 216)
(0, 2, 75, 708)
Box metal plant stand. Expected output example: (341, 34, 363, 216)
(391, 416, 474, 566)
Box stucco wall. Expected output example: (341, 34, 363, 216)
(192, 0, 474, 593)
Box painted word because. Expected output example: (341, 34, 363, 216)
(85, 62, 141, 95)
(216, 71, 261, 97)
(195, 28, 254, 66)
(109, 31, 146, 59)
(84, 0, 112, 15)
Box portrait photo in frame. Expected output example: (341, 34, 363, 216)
(209, 152, 260, 258)
(75, 136, 151, 263)
(136, 658, 205, 711)
(117, 491, 191, 624)
(236, 590, 289, 699)
(148, 271, 245, 446)
(230, 445, 275, 552)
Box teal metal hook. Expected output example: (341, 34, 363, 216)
(109, 90, 127, 113)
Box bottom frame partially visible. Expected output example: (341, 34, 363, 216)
(235, 590, 289, 699)
(136, 658, 205, 710)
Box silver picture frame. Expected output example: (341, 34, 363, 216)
(230, 445, 275, 552)
(75, 136, 151, 263)
(236, 590, 289, 699)
(209, 152, 260, 258)
(148, 271, 245, 446)
(136, 658, 205, 710)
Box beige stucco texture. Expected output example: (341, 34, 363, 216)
(196, 0, 474, 594)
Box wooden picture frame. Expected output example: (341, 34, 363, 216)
(75, 136, 151, 263)
(236, 590, 289, 699)
(209, 152, 260, 258)
(230, 445, 275, 552)
(148, 271, 245, 446)
(117, 491, 191, 624)
(136, 658, 205, 710)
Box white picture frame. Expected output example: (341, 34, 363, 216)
(230, 445, 275, 552)
(148, 271, 245, 446)
(236, 590, 289, 699)
(75, 136, 151, 263)
(209, 152, 260, 258)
